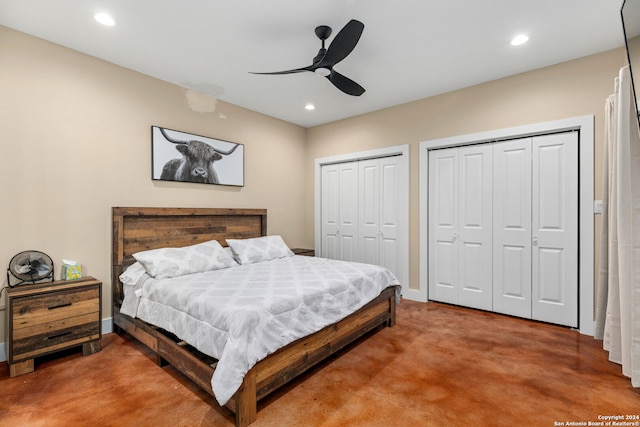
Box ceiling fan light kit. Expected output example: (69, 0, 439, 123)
(314, 67, 331, 77)
(250, 19, 366, 96)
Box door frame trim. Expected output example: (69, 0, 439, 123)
(315, 145, 410, 297)
(419, 116, 594, 335)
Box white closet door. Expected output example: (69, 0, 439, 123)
(493, 138, 532, 318)
(427, 134, 578, 326)
(378, 156, 401, 275)
(428, 148, 459, 304)
(358, 157, 401, 272)
(458, 145, 493, 310)
(531, 133, 578, 327)
(337, 162, 359, 261)
(358, 159, 380, 264)
(321, 162, 358, 261)
(321, 163, 340, 259)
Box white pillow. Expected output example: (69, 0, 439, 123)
(227, 235, 294, 265)
(133, 239, 238, 279)
(119, 262, 147, 285)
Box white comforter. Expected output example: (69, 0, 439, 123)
(125, 255, 400, 405)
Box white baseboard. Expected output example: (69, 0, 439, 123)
(102, 317, 113, 334)
(402, 287, 428, 303)
(0, 317, 114, 363)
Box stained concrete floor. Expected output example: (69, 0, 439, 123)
(1, 300, 638, 426)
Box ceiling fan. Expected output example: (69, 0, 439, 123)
(250, 19, 365, 96)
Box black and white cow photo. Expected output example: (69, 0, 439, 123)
(152, 126, 244, 186)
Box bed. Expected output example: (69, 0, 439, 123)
(112, 207, 399, 426)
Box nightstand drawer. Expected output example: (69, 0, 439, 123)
(12, 316, 100, 361)
(12, 288, 99, 329)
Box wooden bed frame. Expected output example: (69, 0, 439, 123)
(112, 207, 397, 427)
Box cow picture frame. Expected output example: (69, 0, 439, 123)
(151, 126, 244, 187)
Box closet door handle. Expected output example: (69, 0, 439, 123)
(453, 232, 458, 241)
(532, 236, 538, 246)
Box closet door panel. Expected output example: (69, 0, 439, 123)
(493, 139, 532, 318)
(428, 149, 459, 304)
(379, 157, 401, 274)
(358, 159, 380, 265)
(338, 163, 359, 262)
(321, 164, 340, 259)
(321, 162, 358, 261)
(459, 241, 486, 304)
(458, 145, 493, 310)
(537, 248, 563, 302)
(500, 244, 529, 299)
(532, 133, 578, 327)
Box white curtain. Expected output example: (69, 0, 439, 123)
(595, 65, 640, 387)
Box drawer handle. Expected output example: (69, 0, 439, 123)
(47, 331, 72, 340)
(47, 303, 72, 310)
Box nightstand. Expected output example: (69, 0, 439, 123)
(5, 277, 102, 377)
(291, 248, 315, 257)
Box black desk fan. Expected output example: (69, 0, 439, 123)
(7, 250, 54, 287)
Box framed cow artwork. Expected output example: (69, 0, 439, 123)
(151, 126, 244, 187)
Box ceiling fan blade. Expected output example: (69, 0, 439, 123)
(249, 66, 312, 75)
(318, 19, 364, 67)
(327, 70, 365, 96)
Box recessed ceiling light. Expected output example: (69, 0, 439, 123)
(94, 12, 116, 26)
(305, 103, 316, 111)
(510, 34, 529, 46)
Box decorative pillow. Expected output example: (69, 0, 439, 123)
(226, 235, 294, 265)
(119, 262, 147, 286)
(133, 239, 238, 279)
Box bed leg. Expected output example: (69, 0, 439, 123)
(388, 297, 396, 327)
(235, 371, 257, 427)
(157, 354, 168, 367)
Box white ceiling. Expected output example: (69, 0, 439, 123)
(0, 0, 626, 128)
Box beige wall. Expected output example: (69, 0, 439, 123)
(305, 46, 630, 301)
(0, 26, 308, 344)
(0, 23, 635, 349)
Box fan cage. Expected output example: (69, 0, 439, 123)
(7, 250, 55, 287)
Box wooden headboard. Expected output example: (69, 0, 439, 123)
(112, 207, 267, 306)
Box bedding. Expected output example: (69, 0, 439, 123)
(119, 261, 146, 286)
(119, 264, 149, 318)
(122, 255, 400, 406)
